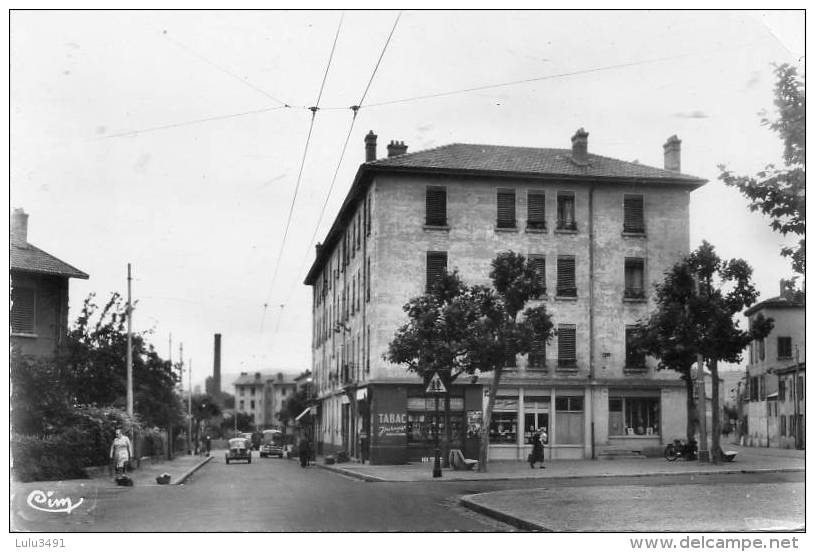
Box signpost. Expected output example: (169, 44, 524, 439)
(426, 372, 447, 478)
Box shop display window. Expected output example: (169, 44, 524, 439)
(609, 396, 660, 436)
(489, 412, 518, 444)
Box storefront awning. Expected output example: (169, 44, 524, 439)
(295, 408, 311, 421)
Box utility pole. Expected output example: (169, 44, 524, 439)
(188, 358, 193, 455)
(168, 333, 173, 459)
(126, 263, 134, 417)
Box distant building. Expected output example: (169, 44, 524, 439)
(232, 371, 297, 428)
(305, 129, 706, 464)
(774, 363, 804, 449)
(10, 208, 89, 357)
(742, 281, 804, 448)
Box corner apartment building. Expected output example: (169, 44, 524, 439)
(305, 129, 706, 464)
(742, 285, 805, 448)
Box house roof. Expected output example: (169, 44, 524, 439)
(305, 142, 707, 284)
(10, 241, 89, 279)
(367, 143, 706, 184)
(232, 372, 298, 386)
(744, 294, 805, 317)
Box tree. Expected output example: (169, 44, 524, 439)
(719, 63, 805, 275)
(191, 393, 222, 448)
(387, 252, 554, 472)
(635, 242, 772, 463)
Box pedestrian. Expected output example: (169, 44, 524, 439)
(530, 428, 546, 469)
(109, 428, 133, 476)
(204, 434, 212, 456)
(298, 436, 310, 468)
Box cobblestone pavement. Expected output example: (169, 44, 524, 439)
(317, 444, 804, 482)
(461, 478, 805, 532)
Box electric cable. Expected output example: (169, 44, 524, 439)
(103, 106, 288, 139)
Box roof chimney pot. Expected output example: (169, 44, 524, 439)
(570, 128, 589, 165)
(663, 135, 681, 172)
(11, 208, 28, 245)
(387, 140, 408, 158)
(365, 131, 378, 162)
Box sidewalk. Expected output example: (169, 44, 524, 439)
(314, 444, 804, 483)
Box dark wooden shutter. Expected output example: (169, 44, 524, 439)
(625, 326, 645, 368)
(557, 325, 576, 367)
(529, 255, 546, 296)
(557, 256, 576, 296)
(426, 187, 447, 226)
(527, 192, 546, 229)
(496, 189, 516, 228)
(529, 337, 546, 368)
(11, 287, 36, 334)
(426, 251, 447, 292)
(624, 195, 644, 233)
(366, 195, 372, 236)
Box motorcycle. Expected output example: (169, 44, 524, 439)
(664, 438, 697, 461)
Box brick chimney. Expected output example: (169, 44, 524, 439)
(11, 208, 28, 245)
(663, 135, 681, 172)
(387, 140, 408, 157)
(570, 128, 589, 165)
(365, 131, 378, 162)
(213, 333, 221, 395)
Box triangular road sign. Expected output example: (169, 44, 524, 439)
(425, 372, 447, 394)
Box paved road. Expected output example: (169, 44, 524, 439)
(11, 453, 804, 532)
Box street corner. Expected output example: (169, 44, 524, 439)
(459, 492, 549, 532)
(10, 481, 104, 531)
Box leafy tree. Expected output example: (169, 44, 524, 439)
(191, 393, 221, 449)
(387, 252, 554, 472)
(11, 351, 76, 435)
(719, 64, 805, 275)
(279, 387, 310, 435)
(635, 242, 772, 463)
(221, 412, 254, 436)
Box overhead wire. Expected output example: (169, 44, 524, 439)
(260, 12, 345, 333)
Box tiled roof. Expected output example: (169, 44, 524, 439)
(10, 241, 89, 279)
(745, 294, 805, 316)
(366, 143, 706, 184)
(232, 373, 298, 386)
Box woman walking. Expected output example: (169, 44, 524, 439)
(109, 428, 133, 476)
(530, 428, 546, 469)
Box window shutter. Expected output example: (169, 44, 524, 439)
(426, 187, 447, 226)
(557, 193, 576, 230)
(624, 195, 645, 233)
(527, 192, 546, 229)
(625, 326, 645, 368)
(496, 189, 516, 228)
(529, 255, 546, 296)
(529, 337, 546, 368)
(557, 325, 576, 367)
(366, 195, 372, 236)
(11, 287, 36, 334)
(557, 256, 576, 296)
(426, 251, 447, 293)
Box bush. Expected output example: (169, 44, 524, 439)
(12, 431, 90, 482)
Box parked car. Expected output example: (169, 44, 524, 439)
(260, 429, 285, 458)
(225, 437, 252, 464)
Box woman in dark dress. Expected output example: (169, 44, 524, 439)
(530, 429, 546, 469)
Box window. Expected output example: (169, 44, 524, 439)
(426, 187, 447, 226)
(779, 378, 787, 401)
(778, 337, 793, 359)
(557, 324, 577, 367)
(489, 396, 519, 444)
(780, 415, 787, 437)
(426, 251, 447, 292)
(251, 387, 256, 396)
(239, 400, 244, 410)
(758, 338, 765, 361)
(749, 376, 759, 401)
(366, 194, 372, 236)
(555, 396, 584, 444)
(356, 211, 361, 249)
(250, 400, 255, 410)
(11, 287, 36, 334)
(556, 256, 576, 297)
(609, 396, 660, 436)
(624, 257, 645, 299)
(759, 375, 766, 400)
(529, 255, 546, 297)
(623, 195, 645, 233)
(496, 189, 516, 228)
(528, 337, 546, 369)
(366, 257, 371, 302)
(625, 326, 645, 369)
(527, 192, 546, 230)
(556, 192, 576, 230)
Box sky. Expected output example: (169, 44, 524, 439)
(9, 9, 805, 391)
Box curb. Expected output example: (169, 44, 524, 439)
(174, 456, 214, 485)
(459, 495, 549, 532)
(312, 462, 385, 482)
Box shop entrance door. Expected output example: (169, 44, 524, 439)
(341, 404, 350, 452)
(524, 412, 550, 444)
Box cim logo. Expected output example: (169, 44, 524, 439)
(26, 490, 84, 514)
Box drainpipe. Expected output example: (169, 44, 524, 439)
(589, 183, 596, 460)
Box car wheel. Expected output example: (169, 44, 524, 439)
(226, 458, 230, 464)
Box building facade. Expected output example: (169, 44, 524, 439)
(775, 363, 805, 450)
(305, 129, 706, 464)
(742, 285, 805, 448)
(10, 208, 89, 358)
(232, 371, 296, 428)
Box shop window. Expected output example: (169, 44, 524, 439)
(556, 192, 576, 231)
(496, 189, 516, 229)
(527, 191, 546, 230)
(555, 396, 584, 444)
(489, 411, 518, 444)
(624, 257, 645, 299)
(623, 195, 645, 233)
(426, 186, 447, 226)
(426, 251, 447, 293)
(11, 287, 36, 334)
(556, 256, 577, 297)
(523, 395, 550, 445)
(609, 396, 660, 436)
(557, 324, 577, 367)
(777, 336, 792, 359)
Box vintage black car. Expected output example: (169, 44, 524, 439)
(225, 437, 252, 464)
